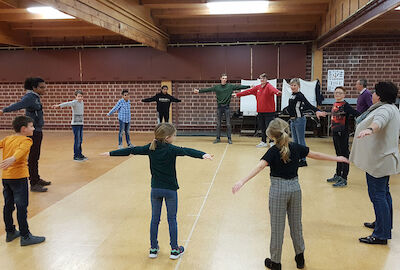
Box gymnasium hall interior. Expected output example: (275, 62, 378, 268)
(0, 0, 400, 269)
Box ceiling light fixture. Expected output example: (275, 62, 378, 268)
(27, 7, 75, 19)
(207, 1, 269, 15)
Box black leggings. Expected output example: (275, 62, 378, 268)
(158, 111, 169, 123)
(333, 131, 350, 179)
(258, 112, 275, 143)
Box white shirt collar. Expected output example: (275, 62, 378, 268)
(360, 88, 367, 94)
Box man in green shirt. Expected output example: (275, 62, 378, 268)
(194, 74, 249, 144)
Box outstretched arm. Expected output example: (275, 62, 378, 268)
(307, 151, 349, 163)
(357, 122, 380, 138)
(168, 94, 181, 103)
(0, 140, 32, 170)
(107, 100, 122, 116)
(2, 95, 33, 113)
(173, 145, 208, 159)
(232, 160, 268, 194)
(53, 100, 76, 109)
(100, 145, 150, 156)
(142, 95, 158, 102)
(235, 87, 257, 98)
(195, 86, 216, 94)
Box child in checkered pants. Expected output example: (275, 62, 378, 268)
(233, 118, 348, 270)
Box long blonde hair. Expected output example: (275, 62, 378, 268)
(149, 123, 177, 150)
(266, 118, 291, 163)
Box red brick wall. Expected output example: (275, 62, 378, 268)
(322, 36, 400, 102)
(0, 44, 311, 132)
(0, 80, 243, 131)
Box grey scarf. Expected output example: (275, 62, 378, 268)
(356, 102, 386, 124)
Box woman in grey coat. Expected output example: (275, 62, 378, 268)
(350, 81, 400, 245)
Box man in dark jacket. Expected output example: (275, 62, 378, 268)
(0, 78, 51, 192)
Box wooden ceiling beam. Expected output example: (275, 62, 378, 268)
(0, 21, 30, 45)
(160, 15, 322, 27)
(29, 28, 115, 37)
(141, 0, 329, 8)
(32, 0, 168, 50)
(0, 12, 56, 21)
(166, 23, 316, 34)
(0, 0, 19, 8)
(317, 0, 400, 48)
(152, 4, 329, 18)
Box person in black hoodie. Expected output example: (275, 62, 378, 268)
(282, 78, 326, 167)
(142, 85, 181, 123)
(0, 77, 50, 192)
(327, 86, 360, 187)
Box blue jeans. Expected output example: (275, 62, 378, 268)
(2, 178, 30, 237)
(150, 188, 178, 249)
(290, 117, 307, 160)
(118, 120, 131, 146)
(366, 173, 393, 239)
(72, 125, 83, 158)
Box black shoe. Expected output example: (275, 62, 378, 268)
(364, 222, 375, 229)
(213, 138, 221, 144)
(264, 258, 281, 270)
(295, 253, 305, 269)
(359, 235, 387, 245)
(327, 174, 340, 183)
(20, 233, 45, 246)
(228, 139, 232, 144)
(37, 179, 51, 186)
(6, 230, 20, 242)
(31, 184, 48, 192)
(298, 160, 308, 167)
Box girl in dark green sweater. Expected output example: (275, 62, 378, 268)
(101, 123, 213, 260)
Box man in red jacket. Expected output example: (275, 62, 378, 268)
(233, 73, 282, 147)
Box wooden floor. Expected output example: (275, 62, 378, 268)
(0, 130, 399, 270)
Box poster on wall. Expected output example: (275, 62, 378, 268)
(327, 70, 344, 92)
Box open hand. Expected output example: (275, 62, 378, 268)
(357, 129, 373, 138)
(193, 89, 199, 94)
(52, 105, 59, 109)
(0, 157, 16, 170)
(202, 154, 214, 160)
(316, 111, 327, 119)
(232, 93, 237, 98)
(337, 156, 349, 163)
(232, 181, 244, 194)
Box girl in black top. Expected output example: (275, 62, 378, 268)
(142, 85, 181, 123)
(282, 78, 327, 167)
(233, 118, 347, 270)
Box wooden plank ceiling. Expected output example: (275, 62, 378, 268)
(0, 0, 399, 48)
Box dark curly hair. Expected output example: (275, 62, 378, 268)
(374, 82, 398, 104)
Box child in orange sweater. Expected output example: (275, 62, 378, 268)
(0, 116, 45, 246)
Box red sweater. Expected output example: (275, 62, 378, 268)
(236, 83, 281, 113)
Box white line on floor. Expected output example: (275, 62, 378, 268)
(174, 144, 229, 270)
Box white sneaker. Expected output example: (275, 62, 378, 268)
(269, 142, 275, 147)
(256, 142, 269, 148)
(149, 246, 159, 258)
